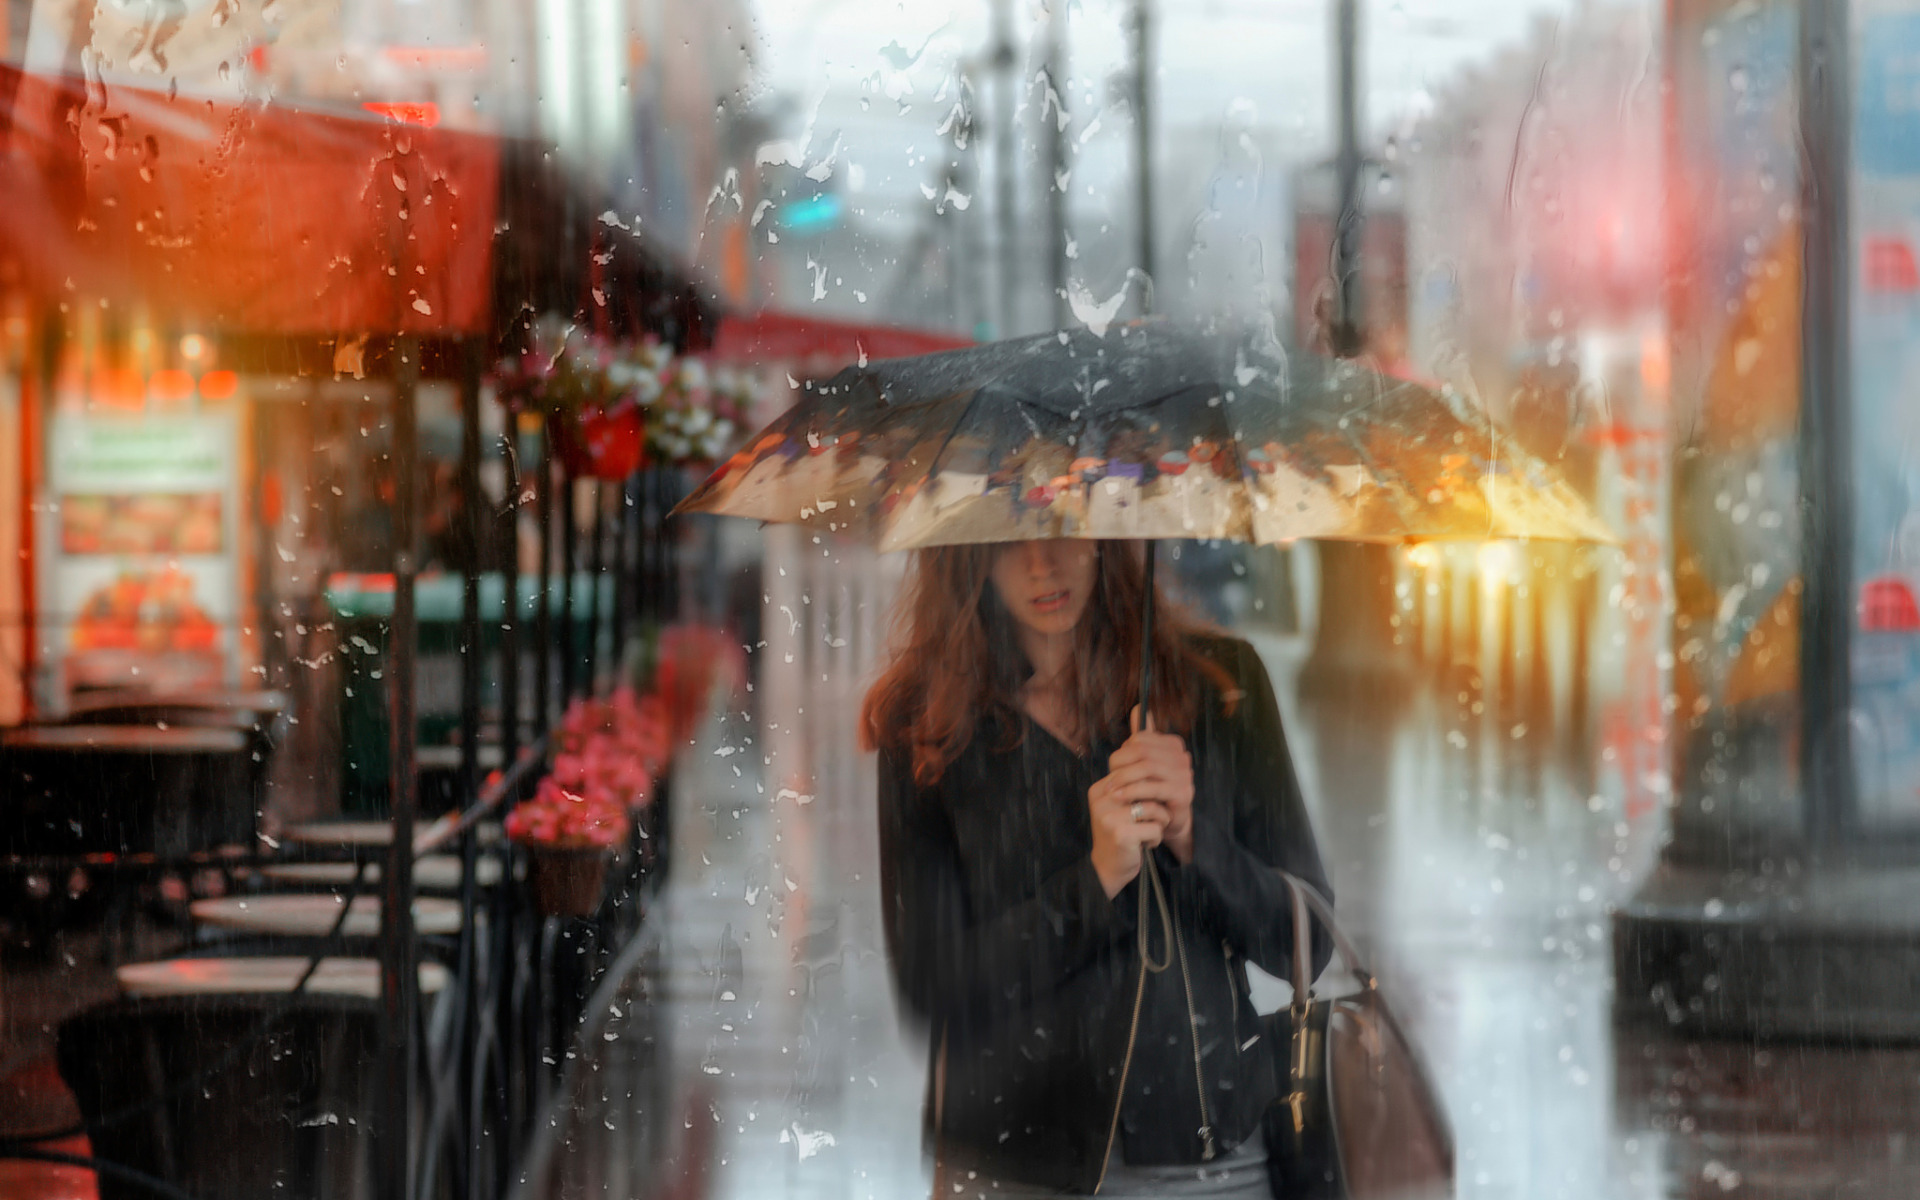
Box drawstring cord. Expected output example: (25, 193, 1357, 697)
(1142, 854, 1218, 1161)
(1096, 846, 1180, 1194)
(1139, 851, 1174, 972)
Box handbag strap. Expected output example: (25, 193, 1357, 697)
(1278, 871, 1372, 1001)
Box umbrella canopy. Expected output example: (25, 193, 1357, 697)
(676, 322, 1612, 552)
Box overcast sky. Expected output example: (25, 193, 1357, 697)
(744, 0, 1586, 155)
(735, 0, 1604, 329)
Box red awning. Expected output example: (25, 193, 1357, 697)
(0, 65, 498, 335)
(708, 310, 971, 373)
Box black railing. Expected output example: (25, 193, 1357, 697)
(0, 391, 698, 1200)
(365, 423, 696, 1198)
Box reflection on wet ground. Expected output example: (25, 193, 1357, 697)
(531, 549, 1920, 1200)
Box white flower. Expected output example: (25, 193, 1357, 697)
(682, 407, 713, 435)
(675, 359, 709, 392)
(633, 372, 663, 405)
(638, 342, 673, 371)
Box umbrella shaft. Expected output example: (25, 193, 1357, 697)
(1140, 541, 1155, 720)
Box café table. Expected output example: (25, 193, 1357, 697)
(190, 893, 463, 938)
(414, 743, 504, 772)
(117, 955, 450, 999)
(64, 687, 291, 725)
(0, 724, 255, 855)
(2, 724, 248, 753)
(261, 854, 503, 891)
(283, 816, 457, 851)
(62, 692, 292, 837)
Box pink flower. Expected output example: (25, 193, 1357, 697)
(551, 753, 587, 787)
(506, 777, 631, 848)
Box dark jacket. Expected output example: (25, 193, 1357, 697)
(877, 634, 1333, 1195)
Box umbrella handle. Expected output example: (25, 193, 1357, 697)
(1139, 541, 1155, 721)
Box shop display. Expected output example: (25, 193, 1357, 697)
(40, 411, 242, 705)
(61, 493, 224, 556)
(69, 566, 220, 653)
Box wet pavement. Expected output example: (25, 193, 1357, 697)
(530, 540, 1920, 1200)
(7, 542, 1919, 1200)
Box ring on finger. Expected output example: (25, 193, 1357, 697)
(1130, 802, 1145, 821)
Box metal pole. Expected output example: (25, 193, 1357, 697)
(500, 418, 522, 777)
(252, 407, 281, 693)
(377, 336, 422, 1200)
(533, 432, 553, 740)
(458, 342, 483, 806)
(1496, 578, 1517, 714)
(1798, 0, 1854, 850)
(661, 470, 682, 622)
(610, 475, 631, 690)
(637, 469, 655, 627)
(1132, 0, 1156, 306)
(584, 481, 606, 693)
(560, 470, 577, 703)
(1330, 0, 1364, 357)
(948, 114, 985, 335)
(1569, 563, 1592, 755)
(1462, 570, 1480, 672)
(993, 0, 1019, 336)
(1042, 0, 1071, 329)
(1528, 562, 1553, 727)
(453, 350, 483, 1200)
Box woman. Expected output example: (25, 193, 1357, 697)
(862, 539, 1332, 1198)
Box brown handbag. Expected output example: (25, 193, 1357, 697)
(1261, 874, 1454, 1200)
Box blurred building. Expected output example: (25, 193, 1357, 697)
(1161, 116, 1298, 333)
(0, 0, 753, 720)
(1401, 6, 1663, 418)
(6, 0, 751, 263)
(1289, 159, 1408, 367)
(738, 56, 992, 336)
(1336, 5, 1671, 811)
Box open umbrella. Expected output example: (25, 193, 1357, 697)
(675, 320, 1612, 700)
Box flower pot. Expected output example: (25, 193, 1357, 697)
(526, 844, 610, 918)
(578, 404, 646, 479)
(549, 405, 645, 481)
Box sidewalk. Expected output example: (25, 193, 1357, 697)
(533, 581, 1920, 1199)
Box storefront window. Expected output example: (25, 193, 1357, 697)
(1666, 0, 1805, 858)
(1850, 2, 1920, 833)
(5, 2, 1919, 1198)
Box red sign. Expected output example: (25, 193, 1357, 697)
(1865, 236, 1920, 293)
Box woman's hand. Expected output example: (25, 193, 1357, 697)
(1088, 772, 1169, 899)
(1087, 707, 1196, 896)
(1103, 707, 1196, 864)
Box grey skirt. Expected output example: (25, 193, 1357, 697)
(940, 1137, 1270, 1199)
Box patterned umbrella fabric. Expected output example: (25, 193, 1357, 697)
(675, 322, 1613, 551)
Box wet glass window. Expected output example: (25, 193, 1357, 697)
(0, 1, 1911, 1199)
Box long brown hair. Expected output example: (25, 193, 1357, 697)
(860, 540, 1235, 786)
